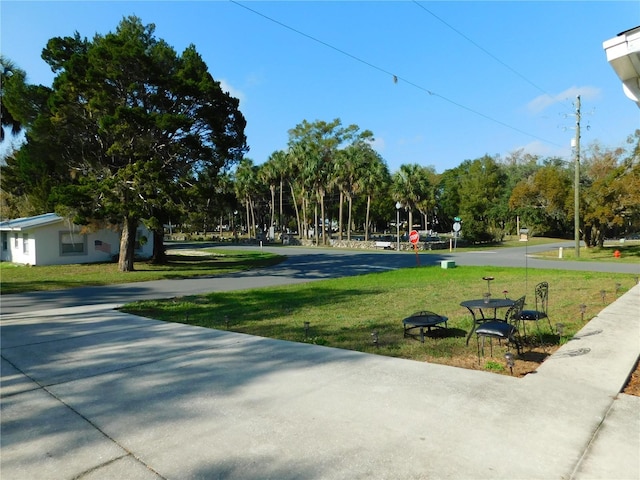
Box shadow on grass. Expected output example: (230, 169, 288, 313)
(403, 327, 467, 341)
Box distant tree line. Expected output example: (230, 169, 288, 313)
(2, 17, 639, 273)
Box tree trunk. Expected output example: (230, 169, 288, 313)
(288, 182, 301, 238)
(270, 185, 276, 231)
(151, 228, 167, 264)
(320, 190, 327, 246)
(279, 178, 284, 234)
(314, 203, 319, 246)
(347, 195, 353, 241)
(365, 195, 371, 241)
(302, 195, 308, 240)
(250, 199, 257, 239)
(118, 216, 137, 272)
(338, 191, 344, 241)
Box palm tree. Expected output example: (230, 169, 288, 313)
(259, 154, 280, 236)
(234, 158, 259, 239)
(0, 57, 24, 142)
(359, 149, 390, 240)
(269, 150, 288, 234)
(391, 164, 430, 237)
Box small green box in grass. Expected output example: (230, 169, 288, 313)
(440, 260, 456, 269)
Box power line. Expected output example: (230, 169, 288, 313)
(412, 1, 572, 112)
(229, 0, 564, 149)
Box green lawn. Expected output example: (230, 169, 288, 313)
(533, 243, 640, 262)
(2, 242, 635, 375)
(122, 264, 637, 375)
(0, 249, 284, 295)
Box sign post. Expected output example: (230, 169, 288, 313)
(453, 217, 461, 251)
(409, 230, 420, 266)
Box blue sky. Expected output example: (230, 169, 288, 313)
(2, 1, 639, 173)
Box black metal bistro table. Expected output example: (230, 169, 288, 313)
(460, 298, 515, 345)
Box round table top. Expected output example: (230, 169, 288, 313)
(402, 312, 448, 327)
(460, 298, 514, 309)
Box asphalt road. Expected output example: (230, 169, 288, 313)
(1, 241, 638, 315)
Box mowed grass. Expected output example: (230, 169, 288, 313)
(0, 249, 284, 295)
(122, 265, 637, 375)
(534, 243, 640, 262)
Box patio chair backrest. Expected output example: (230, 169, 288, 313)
(535, 282, 549, 313)
(505, 295, 526, 324)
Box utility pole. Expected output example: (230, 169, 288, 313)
(574, 95, 581, 258)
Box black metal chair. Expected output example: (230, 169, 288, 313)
(518, 282, 553, 344)
(475, 296, 525, 362)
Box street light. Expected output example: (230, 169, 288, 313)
(396, 202, 402, 251)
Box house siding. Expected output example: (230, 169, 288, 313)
(0, 215, 153, 266)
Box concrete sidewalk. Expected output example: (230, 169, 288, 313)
(1, 286, 639, 479)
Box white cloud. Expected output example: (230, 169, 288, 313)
(219, 79, 246, 105)
(512, 140, 571, 159)
(527, 86, 601, 114)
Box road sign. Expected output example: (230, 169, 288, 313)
(409, 230, 420, 244)
(453, 222, 461, 232)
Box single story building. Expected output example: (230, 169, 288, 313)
(0, 213, 153, 266)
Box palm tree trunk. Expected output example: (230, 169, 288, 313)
(279, 178, 284, 234)
(365, 195, 371, 241)
(270, 186, 276, 234)
(314, 202, 319, 246)
(287, 181, 301, 237)
(319, 189, 327, 246)
(338, 191, 344, 241)
(347, 195, 353, 241)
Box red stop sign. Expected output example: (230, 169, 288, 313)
(409, 230, 419, 244)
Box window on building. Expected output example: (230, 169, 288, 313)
(22, 233, 29, 254)
(2, 232, 7, 251)
(60, 232, 86, 255)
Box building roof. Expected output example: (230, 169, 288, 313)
(603, 26, 640, 107)
(0, 213, 64, 231)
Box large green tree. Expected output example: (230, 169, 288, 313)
(287, 119, 367, 245)
(391, 163, 434, 237)
(509, 163, 572, 237)
(581, 134, 640, 247)
(32, 17, 246, 271)
(1, 58, 67, 217)
(457, 155, 506, 242)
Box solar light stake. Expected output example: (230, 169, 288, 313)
(504, 352, 515, 375)
(503, 290, 508, 299)
(600, 290, 606, 304)
(225, 315, 230, 329)
(371, 331, 379, 347)
(615, 283, 621, 296)
(579, 304, 587, 322)
(304, 321, 310, 338)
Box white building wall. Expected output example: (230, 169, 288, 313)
(2, 220, 153, 266)
(5, 232, 36, 265)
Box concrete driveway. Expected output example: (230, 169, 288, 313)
(1, 245, 639, 479)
